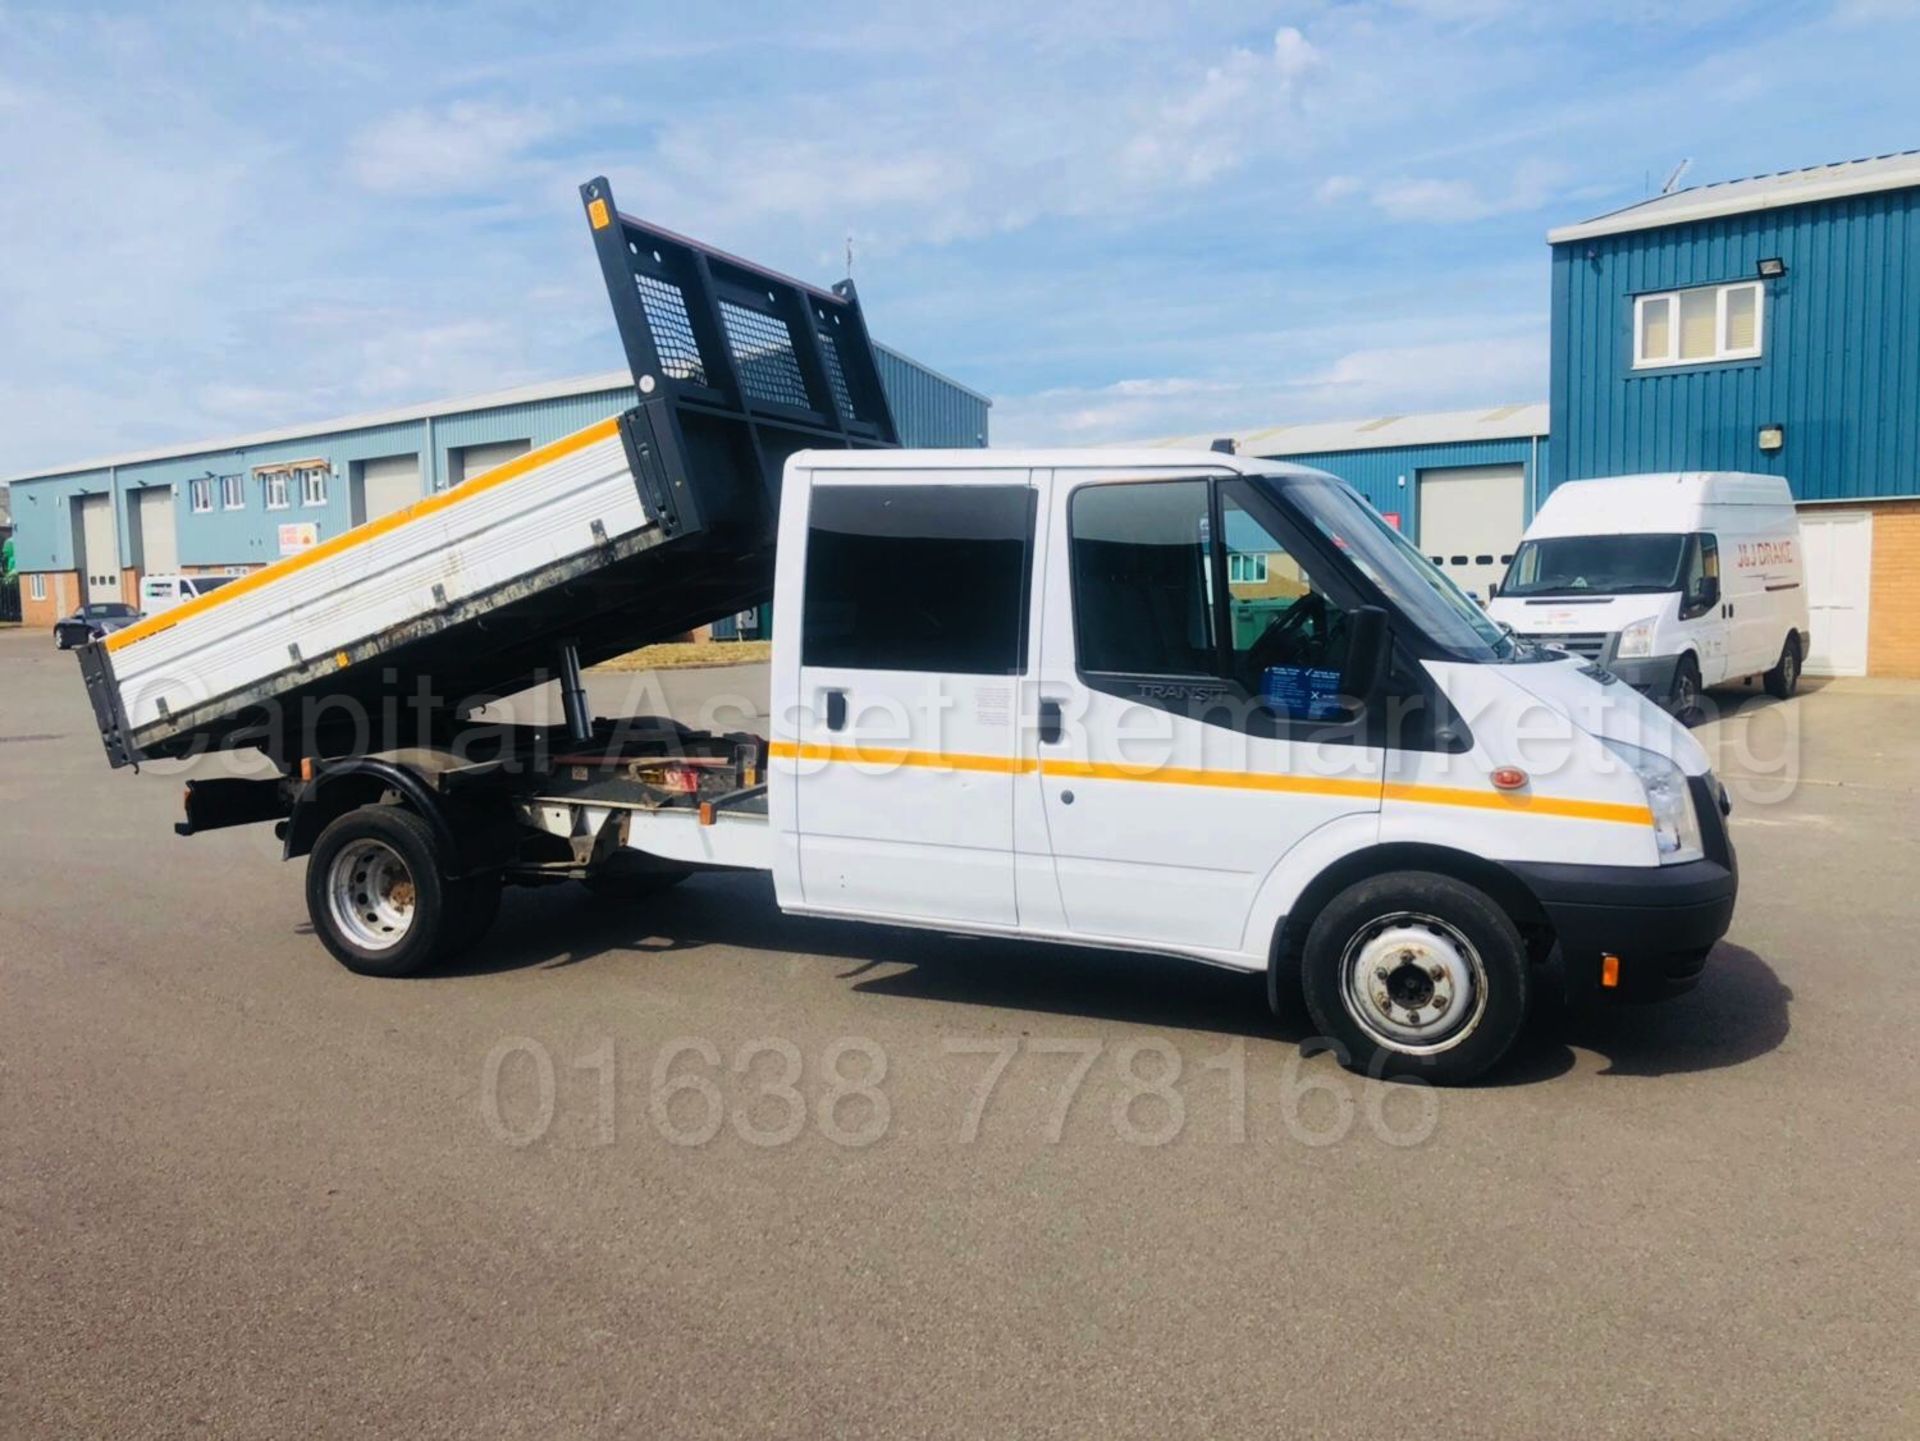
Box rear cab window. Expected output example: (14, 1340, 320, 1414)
(802, 484, 1036, 675)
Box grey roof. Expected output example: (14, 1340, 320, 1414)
(4, 344, 988, 487)
(1549, 149, 1920, 244)
(1131, 402, 1548, 457)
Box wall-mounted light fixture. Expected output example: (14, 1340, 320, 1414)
(1757, 424, 1785, 452)
(1756, 257, 1787, 279)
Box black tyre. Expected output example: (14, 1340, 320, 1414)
(1763, 633, 1801, 700)
(441, 874, 504, 961)
(580, 867, 692, 901)
(1668, 654, 1702, 724)
(306, 806, 453, 977)
(1300, 871, 1530, 1084)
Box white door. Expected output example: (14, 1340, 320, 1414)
(790, 473, 1038, 926)
(1034, 473, 1383, 954)
(356, 454, 422, 525)
(78, 494, 119, 604)
(1418, 464, 1526, 602)
(1801, 511, 1872, 676)
(135, 487, 178, 575)
(452, 439, 531, 486)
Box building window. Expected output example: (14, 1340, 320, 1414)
(29, 573, 47, 601)
(263, 473, 290, 510)
(299, 465, 329, 507)
(1634, 281, 1763, 369)
(190, 477, 214, 513)
(221, 474, 245, 510)
(801, 484, 1035, 675)
(1227, 552, 1269, 584)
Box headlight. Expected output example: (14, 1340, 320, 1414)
(1602, 738, 1703, 864)
(1615, 620, 1655, 659)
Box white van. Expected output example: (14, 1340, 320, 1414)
(137, 572, 239, 618)
(1488, 473, 1809, 716)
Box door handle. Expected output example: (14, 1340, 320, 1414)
(1038, 698, 1063, 745)
(824, 689, 848, 731)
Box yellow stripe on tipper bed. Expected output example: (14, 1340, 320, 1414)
(106, 416, 623, 653)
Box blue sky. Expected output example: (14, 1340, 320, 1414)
(2, 0, 1916, 473)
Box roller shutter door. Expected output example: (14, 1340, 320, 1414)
(78, 494, 121, 603)
(135, 487, 179, 575)
(1418, 464, 1526, 601)
(359, 454, 422, 524)
(452, 439, 531, 486)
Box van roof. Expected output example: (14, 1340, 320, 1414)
(1529, 472, 1793, 537)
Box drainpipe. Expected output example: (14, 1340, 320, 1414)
(425, 414, 438, 491)
(1529, 432, 1541, 520)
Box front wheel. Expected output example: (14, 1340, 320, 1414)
(1668, 654, 1702, 725)
(1300, 872, 1530, 1084)
(306, 806, 453, 977)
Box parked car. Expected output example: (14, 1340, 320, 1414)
(54, 602, 141, 650)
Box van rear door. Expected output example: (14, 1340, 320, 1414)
(784, 470, 1040, 926)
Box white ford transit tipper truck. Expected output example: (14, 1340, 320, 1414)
(76, 180, 1737, 1085)
(1489, 473, 1809, 718)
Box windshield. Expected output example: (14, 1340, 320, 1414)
(1273, 475, 1516, 662)
(1502, 534, 1688, 597)
(85, 603, 137, 618)
(189, 575, 237, 594)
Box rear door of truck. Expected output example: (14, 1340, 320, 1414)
(776, 464, 1040, 927)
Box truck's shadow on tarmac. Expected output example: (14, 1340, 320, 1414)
(427, 875, 1792, 1088)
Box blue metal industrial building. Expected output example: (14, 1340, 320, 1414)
(1547, 149, 1920, 675)
(7, 344, 988, 633)
(1156, 149, 1920, 675)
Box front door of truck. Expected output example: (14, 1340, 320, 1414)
(787, 472, 1038, 927)
(1032, 472, 1385, 954)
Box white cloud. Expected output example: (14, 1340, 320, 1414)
(347, 101, 560, 194)
(992, 334, 1546, 447)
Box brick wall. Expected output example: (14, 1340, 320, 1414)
(20, 570, 79, 629)
(1868, 499, 1920, 678)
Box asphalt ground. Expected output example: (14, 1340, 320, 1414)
(2, 624, 1915, 1438)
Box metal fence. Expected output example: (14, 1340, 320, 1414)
(0, 577, 19, 623)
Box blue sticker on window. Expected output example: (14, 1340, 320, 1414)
(1260, 665, 1345, 720)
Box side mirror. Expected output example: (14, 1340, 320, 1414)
(1341, 604, 1390, 705)
(1486, 581, 1499, 600)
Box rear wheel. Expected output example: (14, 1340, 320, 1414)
(1300, 872, 1530, 1084)
(1763, 633, 1801, 700)
(1668, 654, 1702, 724)
(306, 806, 452, 977)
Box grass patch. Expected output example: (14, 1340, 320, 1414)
(593, 640, 770, 671)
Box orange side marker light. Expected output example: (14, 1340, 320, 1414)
(1600, 954, 1621, 989)
(1490, 766, 1529, 791)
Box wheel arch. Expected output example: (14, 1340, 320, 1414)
(1265, 841, 1554, 1016)
(284, 759, 461, 865)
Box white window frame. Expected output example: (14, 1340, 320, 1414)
(189, 477, 214, 513)
(1632, 280, 1764, 369)
(263, 473, 291, 510)
(29, 573, 47, 601)
(221, 473, 246, 510)
(1228, 552, 1269, 584)
(299, 465, 329, 507)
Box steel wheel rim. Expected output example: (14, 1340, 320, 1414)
(328, 838, 417, 952)
(1339, 910, 1489, 1056)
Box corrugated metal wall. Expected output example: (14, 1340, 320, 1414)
(1251, 436, 1549, 534)
(8, 347, 988, 573)
(1550, 186, 1920, 501)
(876, 344, 991, 448)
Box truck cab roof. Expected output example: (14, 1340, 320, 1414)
(790, 447, 1339, 479)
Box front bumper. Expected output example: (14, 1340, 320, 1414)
(1604, 652, 1681, 700)
(1512, 776, 1737, 1001)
